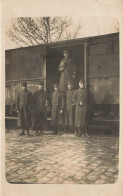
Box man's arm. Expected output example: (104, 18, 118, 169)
(16, 92, 20, 113)
(72, 90, 77, 105)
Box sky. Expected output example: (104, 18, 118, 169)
(2, 0, 122, 50)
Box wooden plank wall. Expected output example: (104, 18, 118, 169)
(88, 36, 119, 104)
(6, 46, 46, 81)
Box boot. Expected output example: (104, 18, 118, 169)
(78, 128, 82, 137)
(84, 130, 90, 137)
(19, 130, 25, 136)
(39, 130, 43, 135)
(75, 128, 78, 136)
(25, 130, 30, 136)
(35, 130, 38, 136)
(53, 126, 58, 134)
(64, 125, 68, 134)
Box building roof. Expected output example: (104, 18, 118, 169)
(6, 32, 119, 52)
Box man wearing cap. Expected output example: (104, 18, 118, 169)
(33, 82, 49, 135)
(72, 80, 89, 137)
(58, 50, 76, 92)
(16, 82, 33, 136)
(51, 83, 65, 134)
(65, 81, 75, 133)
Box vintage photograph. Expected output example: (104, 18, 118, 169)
(5, 17, 119, 184)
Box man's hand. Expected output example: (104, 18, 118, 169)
(73, 73, 76, 79)
(79, 102, 83, 106)
(46, 100, 48, 107)
(60, 109, 63, 114)
(17, 110, 19, 114)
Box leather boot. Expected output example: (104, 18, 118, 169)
(19, 130, 25, 136)
(25, 130, 30, 136)
(78, 128, 82, 137)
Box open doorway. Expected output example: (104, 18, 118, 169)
(46, 43, 84, 95)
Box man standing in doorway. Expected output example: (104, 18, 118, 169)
(58, 50, 76, 92)
(72, 79, 89, 137)
(33, 82, 48, 136)
(16, 82, 33, 136)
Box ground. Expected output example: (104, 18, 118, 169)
(5, 129, 119, 184)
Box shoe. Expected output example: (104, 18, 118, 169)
(53, 131, 58, 135)
(19, 132, 25, 136)
(78, 128, 82, 137)
(26, 133, 31, 137)
(58, 131, 62, 135)
(38, 131, 43, 136)
(84, 133, 90, 137)
(78, 133, 82, 137)
(25, 130, 30, 136)
(35, 130, 39, 136)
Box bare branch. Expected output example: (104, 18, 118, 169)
(6, 17, 82, 47)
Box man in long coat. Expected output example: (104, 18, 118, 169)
(72, 80, 89, 137)
(16, 82, 33, 136)
(58, 50, 76, 92)
(33, 82, 48, 135)
(65, 81, 75, 133)
(51, 83, 65, 134)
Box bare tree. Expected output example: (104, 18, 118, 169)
(114, 21, 119, 32)
(6, 17, 81, 47)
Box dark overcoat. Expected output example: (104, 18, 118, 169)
(72, 88, 87, 130)
(59, 58, 76, 92)
(16, 90, 33, 129)
(65, 89, 75, 126)
(33, 90, 48, 116)
(33, 90, 48, 129)
(51, 91, 65, 125)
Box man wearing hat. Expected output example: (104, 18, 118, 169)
(72, 79, 89, 137)
(65, 81, 75, 133)
(58, 50, 76, 92)
(33, 81, 49, 135)
(16, 82, 33, 136)
(51, 83, 65, 134)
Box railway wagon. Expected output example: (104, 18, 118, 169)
(5, 33, 119, 132)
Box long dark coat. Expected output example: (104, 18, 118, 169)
(72, 88, 87, 130)
(16, 90, 33, 129)
(65, 89, 75, 126)
(51, 91, 65, 125)
(33, 90, 48, 130)
(59, 58, 76, 92)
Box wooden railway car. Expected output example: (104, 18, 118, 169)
(5, 33, 119, 132)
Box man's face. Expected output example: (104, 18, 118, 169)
(68, 84, 72, 90)
(64, 52, 69, 58)
(39, 85, 43, 90)
(79, 82, 84, 89)
(54, 87, 58, 91)
(22, 86, 27, 91)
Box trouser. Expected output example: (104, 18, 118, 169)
(52, 125, 64, 134)
(65, 125, 74, 133)
(20, 129, 29, 135)
(75, 127, 87, 136)
(34, 111, 46, 131)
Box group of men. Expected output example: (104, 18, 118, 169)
(16, 79, 89, 137)
(16, 49, 91, 137)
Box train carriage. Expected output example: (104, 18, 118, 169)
(5, 33, 119, 132)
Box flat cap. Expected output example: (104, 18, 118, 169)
(79, 79, 85, 84)
(22, 82, 27, 87)
(53, 83, 59, 88)
(67, 81, 74, 85)
(39, 81, 44, 86)
(63, 50, 69, 54)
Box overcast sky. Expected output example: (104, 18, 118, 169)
(2, 0, 122, 50)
